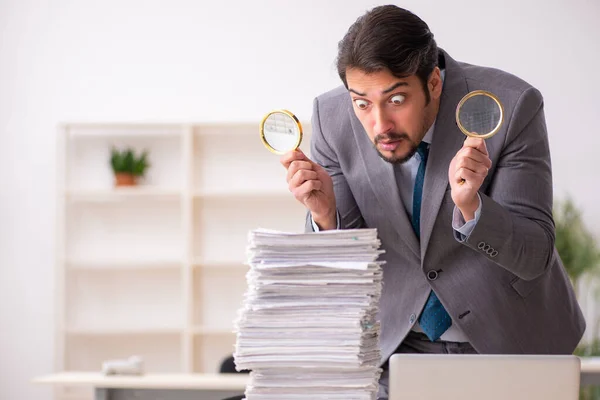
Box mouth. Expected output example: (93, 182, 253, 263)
(374, 132, 409, 153)
(378, 139, 403, 152)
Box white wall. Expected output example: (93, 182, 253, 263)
(1, 0, 598, 398)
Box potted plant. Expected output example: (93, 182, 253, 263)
(554, 197, 600, 399)
(110, 147, 150, 187)
(554, 197, 600, 296)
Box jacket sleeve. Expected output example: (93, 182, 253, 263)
(305, 96, 365, 232)
(458, 87, 556, 281)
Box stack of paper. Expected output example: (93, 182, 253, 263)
(234, 228, 385, 400)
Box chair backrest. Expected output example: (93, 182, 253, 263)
(219, 355, 250, 374)
(388, 354, 581, 400)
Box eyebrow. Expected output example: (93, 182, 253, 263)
(348, 81, 408, 97)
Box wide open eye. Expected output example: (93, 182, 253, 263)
(391, 94, 406, 105)
(354, 99, 369, 110)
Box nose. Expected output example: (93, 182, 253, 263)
(373, 107, 394, 136)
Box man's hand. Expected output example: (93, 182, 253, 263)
(449, 137, 492, 221)
(280, 149, 337, 230)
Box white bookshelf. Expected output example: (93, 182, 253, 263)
(55, 121, 311, 400)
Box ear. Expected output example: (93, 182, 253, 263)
(428, 67, 442, 100)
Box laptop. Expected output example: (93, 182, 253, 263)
(388, 353, 581, 400)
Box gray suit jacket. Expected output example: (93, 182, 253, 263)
(305, 49, 585, 360)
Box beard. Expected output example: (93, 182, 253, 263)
(373, 132, 419, 164)
(370, 94, 436, 164)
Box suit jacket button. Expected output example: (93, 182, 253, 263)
(478, 241, 486, 249)
(409, 313, 416, 324)
(427, 270, 438, 281)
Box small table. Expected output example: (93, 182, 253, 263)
(32, 372, 249, 400)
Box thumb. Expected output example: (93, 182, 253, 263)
(476, 138, 488, 155)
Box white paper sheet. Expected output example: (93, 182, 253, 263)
(234, 228, 385, 400)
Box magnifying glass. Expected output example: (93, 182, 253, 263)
(260, 110, 303, 154)
(456, 90, 504, 139)
(455, 90, 504, 184)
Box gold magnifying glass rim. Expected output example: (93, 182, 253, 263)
(455, 90, 504, 140)
(259, 109, 303, 155)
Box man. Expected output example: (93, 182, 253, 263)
(280, 5, 585, 399)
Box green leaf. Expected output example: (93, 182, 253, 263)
(109, 147, 151, 176)
(554, 197, 600, 285)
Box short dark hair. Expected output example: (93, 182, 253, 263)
(336, 5, 438, 102)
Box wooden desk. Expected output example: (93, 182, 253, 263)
(32, 372, 249, 400)
(33, 359, 600, 399)
(581, 357, 600, 386)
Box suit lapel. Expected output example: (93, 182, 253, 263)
(420, 51, 470, 259)
(349, 110, 421, 259)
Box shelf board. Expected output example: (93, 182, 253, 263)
(64, 123, 184, 136)
(194, 189, 291, 199)
(55, 391, 93, 400)
(192, 122, 311, 136)
(66, 258, 183, 271)
(33, 372, 249, 390)
(66, 188, 181, 202)
(66, 188, 294, 200)
(193, 260, 248, 270)
(66, 327, 182, 336)
(57, 393, 91, 400)
(191, 326, 236, 336)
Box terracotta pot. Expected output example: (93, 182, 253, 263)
(114, 173, 136, 186)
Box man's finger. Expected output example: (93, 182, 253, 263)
(294, 179, 322, 199)
(455, 167, 477, 185)
(463, 137, 488, 156)
(286, 161, 313, 183)
(456, 157, 489, 175)
(459, 147, 492, 169)
(290, 169, 318, 189)
(280, 149, 308, 169)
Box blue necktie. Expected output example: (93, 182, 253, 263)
(412, 142, 452, 342)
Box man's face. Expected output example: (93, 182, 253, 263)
(346, 67, 442, 164)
